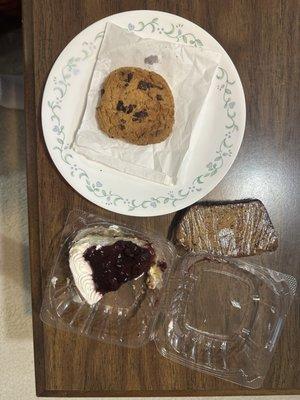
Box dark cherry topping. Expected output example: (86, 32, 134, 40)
(83, 240, 156, 294)
(157, 260, 167, 271)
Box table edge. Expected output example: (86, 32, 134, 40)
(37, 389, 300, 397)
(23, 0, 47, 395)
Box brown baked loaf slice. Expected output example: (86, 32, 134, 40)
(174, 200, 278, 257)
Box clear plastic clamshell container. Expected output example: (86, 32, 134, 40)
(40, 210, 176, 348)
(155, 254, 297, 388)
(41, 210, 296, 388)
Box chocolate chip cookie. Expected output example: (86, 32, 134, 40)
(96, 67, 174, 145)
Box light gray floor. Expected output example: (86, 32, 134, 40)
(0, 27, 298, 400)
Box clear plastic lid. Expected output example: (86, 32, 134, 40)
(154, 254, 297, 388)
(40, 210, 176, 348)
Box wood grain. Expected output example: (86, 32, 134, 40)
(23, 0, 300, 396)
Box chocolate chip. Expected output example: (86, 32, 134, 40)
(137, 80, 163, 91)
(156, 94, 163, 101)
(117, 101, 136, 114)
(132, 109, 148, 121)
(137, 80, 154, 90)
(126, 104, 135, 114)
(120, 124, 125, 130)
(126, 72, 133, 82)
(134, 110, 148, 119)
(116, 100, 126, 112)
(120, 119, 126, 123)
(100, 88, 105, 96)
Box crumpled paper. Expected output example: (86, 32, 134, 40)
(73, 22, 221, 185)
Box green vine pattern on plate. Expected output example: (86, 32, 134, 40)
(48, 18, 238, 211)
(50, 31, 104, 192)
(193, 67, 237, 185)
(128, 18, 203, 47)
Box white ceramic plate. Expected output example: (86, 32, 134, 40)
(42, 10, 246, 217)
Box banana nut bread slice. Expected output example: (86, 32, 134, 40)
(174, 200, 278, 257)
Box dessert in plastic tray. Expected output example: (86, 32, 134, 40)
(40, 210, 175, 348)
(40, 209, 296, 388)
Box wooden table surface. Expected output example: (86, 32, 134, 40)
(23, 0, 299, 397)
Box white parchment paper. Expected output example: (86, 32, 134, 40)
(73, 23, 221, 185)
